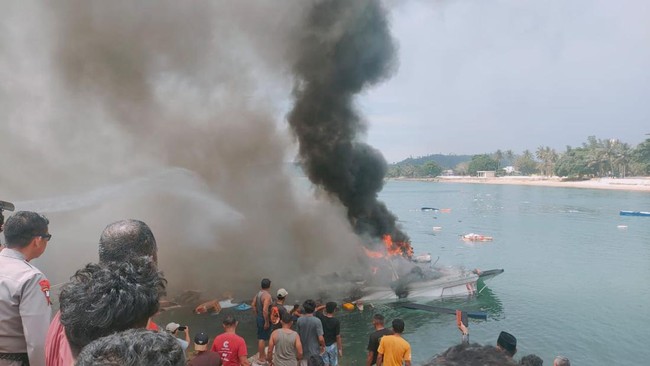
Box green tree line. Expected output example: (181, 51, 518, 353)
(386, 136, 650, 179)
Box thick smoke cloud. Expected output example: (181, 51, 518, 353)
(288, 0, 410, 246)
(1, 0, 373, 299)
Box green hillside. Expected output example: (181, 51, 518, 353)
(393, 154, 472, 169)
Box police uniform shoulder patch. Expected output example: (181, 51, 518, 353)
(39, 279, 52, 305)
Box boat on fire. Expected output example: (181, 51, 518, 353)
(355, 267, 503, 302)
(354, 234, 502, 302)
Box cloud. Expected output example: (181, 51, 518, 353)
(364, 0, 650, 161)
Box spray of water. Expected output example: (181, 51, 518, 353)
(16, 168, 234, 215)
(0, 1, 370, 299)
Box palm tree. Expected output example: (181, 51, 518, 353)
(586, 149, 603, 177)
(494, 150, 504, 171)
(535, 146, 545, 174)
(535, 146, 557, 176)
(516, 150, 537, 175)
(548, 147, 558, 176)
(613, 142, 632, 178)
(602, 139, 617, 176)
(505, 150, 515, 166)
(584, 137, 609, 177)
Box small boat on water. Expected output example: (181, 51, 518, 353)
(461, 233, 493, 242)
(620, 211, 650, 217)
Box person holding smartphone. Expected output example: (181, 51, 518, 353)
(166, 322, 191, 352)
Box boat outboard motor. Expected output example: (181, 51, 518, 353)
(0, 200, 15, 234)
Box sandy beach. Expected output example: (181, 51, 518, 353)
(393, 176, 650, 192)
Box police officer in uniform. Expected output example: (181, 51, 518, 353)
(0, 212, 52, 366)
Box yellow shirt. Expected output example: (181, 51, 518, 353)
(377, 334, 411, 366)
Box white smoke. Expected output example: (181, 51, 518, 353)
(1, 0, 366, 298)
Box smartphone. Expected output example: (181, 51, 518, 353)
(177, 326, 187, 331)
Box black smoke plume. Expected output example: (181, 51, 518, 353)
(288, 0, 410, 249)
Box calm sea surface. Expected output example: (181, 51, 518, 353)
(160, 180, 650, 365)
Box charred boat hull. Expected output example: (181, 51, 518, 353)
(357, 269, 503, 302)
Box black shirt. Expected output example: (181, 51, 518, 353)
(367, 328, 393, 365)
(315, 312, 340, 346)
(271, 302, 290, 331)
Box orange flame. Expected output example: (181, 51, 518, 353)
(382, 235, 401, 256)
(362, 235, 413, 261)
(383, 234, 413, 259)
(363, 247, 385, 259)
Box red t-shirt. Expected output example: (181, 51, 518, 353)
(211, 333, 248, 366)
(146, 319, 160, 331)
(45, 311, 74, 366)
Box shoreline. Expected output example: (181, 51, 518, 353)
(391, 176, 650, 192)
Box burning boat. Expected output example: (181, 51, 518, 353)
(356, 235, 503, 302)
(356, 267, 504, 302)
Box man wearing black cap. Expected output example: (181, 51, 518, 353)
(496, 331, 517, 358)
(188, 332, 221, 366)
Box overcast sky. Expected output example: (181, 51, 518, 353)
(360, 0, 650, 163)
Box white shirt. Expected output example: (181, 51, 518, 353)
(0, 248, 51, 366)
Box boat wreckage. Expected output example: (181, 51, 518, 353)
(352, 235, 503, 302)
(352, 263, 503, 302)
(169, 235, 503, 310)
(175, 264, 504, 313)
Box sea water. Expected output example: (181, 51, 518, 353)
(159, 180, 650, 365)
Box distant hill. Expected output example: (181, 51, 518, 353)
(392, 154, 473, 169)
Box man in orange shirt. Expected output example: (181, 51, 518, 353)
(376, 319, 411, 366)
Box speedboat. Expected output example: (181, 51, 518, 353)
(620, 210, 650, 217)
(356, 268, 503, 302)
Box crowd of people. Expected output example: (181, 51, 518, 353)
(0, 211, 571, 366)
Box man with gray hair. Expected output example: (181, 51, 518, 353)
(98, 219, 158, 263)
(553, 356, 570, 366)
(0, 211, 52, 366)
(45, 219, 159, 366)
